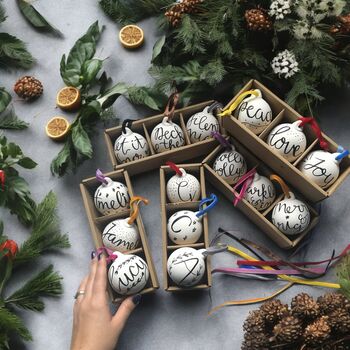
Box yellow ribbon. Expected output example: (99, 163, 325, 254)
(127, 196, 149, 225)
(217, 90, 259, 117)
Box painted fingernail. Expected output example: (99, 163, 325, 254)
(132, 294, 142, 305)
(91, 251, 96, 260)
(98, 252, 103, 260)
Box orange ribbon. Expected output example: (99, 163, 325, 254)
(127, 196, 149, 225)
(270, 174, 291, 199)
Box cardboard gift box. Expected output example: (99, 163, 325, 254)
(104, 101, 222, 175)
(221, 79, 350, 203)
(203, 138, 319, 249)
(80, 169, 159, 301)
(160, 163, 212, 291)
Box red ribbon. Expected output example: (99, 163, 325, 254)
(166, 161, 183, 176)
(299, 117, 329, 151)
(0, 170, 5, 190)
(232, 168, 257, 206)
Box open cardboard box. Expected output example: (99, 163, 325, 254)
(222, 79, 350, 203)
(80, 169, 159, 302)
(203, 138, 319, 249)
(104, 101, 222, 175)
(160, 164, 212, 291)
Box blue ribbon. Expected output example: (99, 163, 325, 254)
(336, 149, 349, 161)
(196, 193, 218, 218)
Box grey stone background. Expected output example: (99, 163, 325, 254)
(1, 1, 350, 349)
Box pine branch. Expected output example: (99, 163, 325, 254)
(124, 85, 166, 110)
(5, 265, 63, 311)
(0, 307, 31, 341)
(337, 254, 350, 301)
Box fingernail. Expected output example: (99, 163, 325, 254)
(91, 251, 96, 259)
(98, 252, 103, 260)
(132, 294, 142, 305)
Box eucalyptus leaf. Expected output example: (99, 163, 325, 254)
(152, 35, 166, 63)
(17, 0, 62, 36)
(0, 88, 11, 113)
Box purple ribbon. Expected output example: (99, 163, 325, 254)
(212, 267, 326, 275)
(96, 169, 108, 185)
(211, 131, 231, 150)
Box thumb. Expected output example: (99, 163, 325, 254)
(112, 294, 141, 331)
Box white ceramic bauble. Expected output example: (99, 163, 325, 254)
(186, 106, 220, 143)
(298, 150, 342, 189)
(114, 127, 149, 163)
(272, 192, 311, 235)
(213, 146, 247, 185)
(94, 178, 130, 216)
(108, 252, 149, 295)
(167, 247, 206, 287)
(166, 169, 201, 203)
(244, 173, 276, 211)
(267, 121, 307, 162)
(150, 117, 185, 153)
(237, 89, 273, 134)
(102, 218, 140, 252)
(167, 210, 202, 245)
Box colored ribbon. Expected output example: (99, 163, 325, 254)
(0, 170, 5, 190)
(336, 149, 350, 161)
(207, 101, 223, 116)
(202, 245, 228, 257)
(270, 174, 291, 199)
(217, 90, 259, 117)
(122, 119, 136, 134)
(96, 169, 108, 185)
(211, 131, 231, 150)
(166, 161, 183, 176)
(299, 117, 329, 151)
(95, 247, 118, 264)
(164, 91, 179, 121)
(232, 167, 257, 206)
(212, 267, 326, 275)
(196, 193, 218, 218)
(127, 196, 149, 225)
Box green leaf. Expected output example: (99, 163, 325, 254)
(0, 0, 6, 23)
(81, 59, 103, 85)
(50, 140, 72, 176)
(0, 107, 29, 130)
(152, 35, 166, 62)
(17, 157, 37, 169)
(0, 88, 11, 113)
(17, 0, 62, 36)
(0, 33, 34, 69)
(97, 82, 127, 109)
(71, 121, 93, 158)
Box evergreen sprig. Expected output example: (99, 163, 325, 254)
(337, 254, 350, 300)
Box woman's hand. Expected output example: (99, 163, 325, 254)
(71, 252, 141, 350)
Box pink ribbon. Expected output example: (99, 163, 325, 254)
(95, 247, 118, 264)
(232, 168, 257, 206)
(96, 169, 108, 185)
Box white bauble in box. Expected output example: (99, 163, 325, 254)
(151, 117, 185, 153)
(186, 105, 220, 143)
(267, 121, 307, 162)
(102, 218, 140, 252)
(271, 192, 311, 235)
(167, 247, 206, 287)
(213, 145, 247, 185)
(244, 173, 276, 211)
(298, 150, 342, 189)
(114, 127, 149, 163)
(166, 168, 201, 203)
(237, 89, 273, 134)
(108, 252, 149, 295)
(167, 210, 202, 245)
(94, 178, 130, 215)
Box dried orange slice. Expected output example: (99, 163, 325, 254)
(46, 116, 70, 141)
(56, 86, 81, 111)
(119, 25, 144, 49)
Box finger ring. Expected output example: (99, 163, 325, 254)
(74, 290, 86, 299)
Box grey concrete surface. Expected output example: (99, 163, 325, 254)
(1, 1, 350, 349)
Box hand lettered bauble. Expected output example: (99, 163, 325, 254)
(167, 210, 202, 244)
(167, 247, 206, 287)
(298, 150, 342, 189)
(244, 173, 276, 211)
(272, 193, 310, 235)
(237, 89, 273, 134)
(186, 106, 220, 143)
(213, 146, 247, 185)
(151, 117, 185, 153)
(114, 127, 149, 163)
(267, 121, 307, 162)
(94, 178, 130, 216)
(102, 218, 140, 252)
(166, 169, 201, 203)
(108, 252, 149, 295)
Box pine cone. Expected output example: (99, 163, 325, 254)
(243, 310, 266, 334)
(328, 309, 350, 334)
(322, 340, 350, 350)
(317, 293, 350, 315)
(259, 299, 289, 325)
(241, 331, 269, 350)
(304, 316, 331, 346)
(245, 8, 273, 31)
(14, 76, 43, 100)
(291, 293, 320, 320)
(330, 14, 350, 35)
(272, 315, 303, 344)
(165, 0, 203, 27)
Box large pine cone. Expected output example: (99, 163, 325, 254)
(259, 299, 289, 325)
(317, 293, 350, 315)
(328, 309, 350, 334)
(291, 293, 320, 320)
(243, 310, 266, 334)
(14, 76, 43, 100)
(304, 316, 331, 346)
(245, 8, 273, 31)
(272, 315, 303, 344)
(241, 331, 269, 350)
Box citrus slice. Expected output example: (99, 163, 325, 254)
(56, 87, 81, 111)
(46, 117, 70, 141)
(119, 25, 144, 49)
